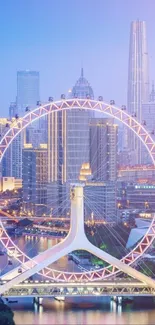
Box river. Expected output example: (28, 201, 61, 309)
(12, 297, 155, 325)
(1, 235, 155, 324)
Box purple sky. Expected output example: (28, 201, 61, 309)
(0, 0, 155, 116)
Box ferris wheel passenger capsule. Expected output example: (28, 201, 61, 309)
(48, 97, 53, 102)
(110, 100, 115, 105)
(25, 106, 30, 112)
(61, 94, 65, 100)
(121, 105, 126, 110)
(36, 101, 41, 106)
(98, 96, 103, 101)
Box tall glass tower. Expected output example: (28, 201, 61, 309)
(127, 20, 149, 164)
(17, 70, 40, 114)
(48, 68, 94, 183)
(15, 71, 40, 178)
(47, 69, 94, 216)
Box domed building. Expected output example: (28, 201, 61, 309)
(71, 68, 94, 99)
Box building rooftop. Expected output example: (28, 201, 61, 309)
(71, 68, 94, 99)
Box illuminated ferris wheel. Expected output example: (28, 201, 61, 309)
(0, 97, 154, 289)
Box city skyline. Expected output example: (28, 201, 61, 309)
(0, 1, 155, 115)
(0, 2, 155, 323)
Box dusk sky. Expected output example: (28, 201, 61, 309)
(0, 0, 155, 115)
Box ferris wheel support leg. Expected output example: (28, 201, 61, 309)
(0, 184, 155, 295)
(0, 185, 85, 293)
(83, 240, 155, 289)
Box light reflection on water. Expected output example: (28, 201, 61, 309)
(2, 236, 155, 325)
(12, 298, 155, 325)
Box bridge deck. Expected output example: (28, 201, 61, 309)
(2, 280, 155, 298)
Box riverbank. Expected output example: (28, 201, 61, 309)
(0, 299, 15, 325)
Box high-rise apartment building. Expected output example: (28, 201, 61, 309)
(90, 118, 118, 181)
(22, 145, 48, 216)
(127, 20, 149, 164)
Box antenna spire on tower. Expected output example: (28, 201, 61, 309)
(81, 67, 84, 78)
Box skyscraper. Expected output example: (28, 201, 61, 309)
(47, 69, 94, 216)
(0, 119, 11, 177)
(141, 84, 155, 164)
(48, 68, 94, 184)
(17, 71, 40, 114)
(3, 101, 22, 178)
(127, 20, 149, 164)
(11, 71, 41, 178)
(89, 118, 118, 181)
(17, 70, 43, 145)
(22, 145, 48, 216)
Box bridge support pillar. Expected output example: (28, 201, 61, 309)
(111, 296, 122, 305)
(117, 296, 122, 305)
(33, 297, 42, 305)
(33, 297, 38, 304)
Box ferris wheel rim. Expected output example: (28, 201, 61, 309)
(0, 98, 155, 282)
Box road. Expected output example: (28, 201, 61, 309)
(0, 235, 86, 281)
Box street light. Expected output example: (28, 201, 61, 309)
(144, 201, 149, 209)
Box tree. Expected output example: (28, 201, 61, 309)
(0, 303, 15, 325)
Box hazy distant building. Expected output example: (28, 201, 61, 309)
(9, 102, 18, 119)
(1, 103, 22, 179)
(17, 71, 40, 114)
(90, 118, 118, 181)
(127, 20, 149, 164)
(17, 70, 46, 145)
(149, 82, 155, 102)
(0, 119, 11, 177)
(4, 101, 23, 178)
(141, 108, 155, 164)
(22, 145, 48, 216)
(141, 84, 155, 164)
